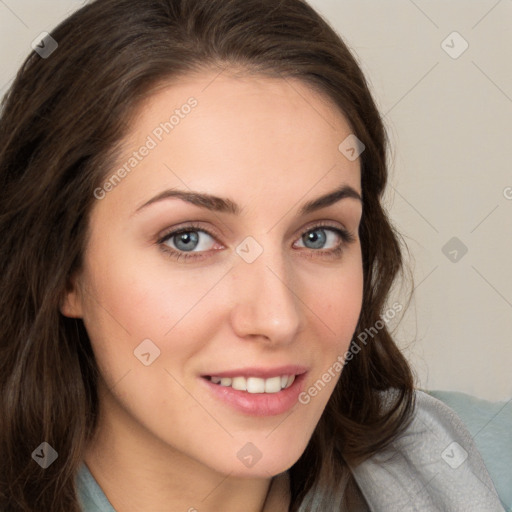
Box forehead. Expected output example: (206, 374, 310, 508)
(100, 70, 361, 215)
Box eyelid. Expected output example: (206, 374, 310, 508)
(156, 221, 220, 245)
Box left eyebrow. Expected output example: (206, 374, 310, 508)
(299, 184, 362, 215)
(133, 183, 362, 217)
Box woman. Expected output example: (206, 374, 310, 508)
(0, 0, 503, 510)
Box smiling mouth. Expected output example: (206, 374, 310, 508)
(203, 375, 296, 393)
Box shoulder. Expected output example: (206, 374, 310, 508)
(350, 389, 505, 512)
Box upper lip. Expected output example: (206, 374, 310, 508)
(201, 365, 308, 379)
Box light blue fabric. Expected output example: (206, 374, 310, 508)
(427, 390, 512, 512)
(76, 462, 116, 512)
(76, 389, 507, 511)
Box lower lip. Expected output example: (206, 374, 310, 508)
(200, 373, 307, 416)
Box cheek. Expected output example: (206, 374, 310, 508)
(81, 242, 213, 335)
(78, 245, 233, 386)
(318, 249, 364, 346)
(305, 250, 364, 397)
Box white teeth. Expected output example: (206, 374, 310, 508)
(208, 374, 296, 393)
(264, 376, 282, 393)
(231, 376, 247, 391)
(246, 377, 265, 393)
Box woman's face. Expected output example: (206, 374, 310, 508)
(62, 71, 364, 478)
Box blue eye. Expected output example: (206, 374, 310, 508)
(298, 227, 341, 250)
(165, 230, 212, 252)
(157, 223, 355, 262)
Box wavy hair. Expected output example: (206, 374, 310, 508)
(0, 0, 415, 510)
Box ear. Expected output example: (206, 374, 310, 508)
(60, 272, 84, 318)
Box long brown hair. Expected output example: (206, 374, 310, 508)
(0, 0, 415, 510)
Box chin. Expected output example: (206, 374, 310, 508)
(209, 441, 307, 479)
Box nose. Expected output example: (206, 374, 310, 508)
(228, 242, 303, 345)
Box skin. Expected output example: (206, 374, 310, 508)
(61, 70, 364, 512)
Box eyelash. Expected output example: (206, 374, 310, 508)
(156, 222, 356, 262)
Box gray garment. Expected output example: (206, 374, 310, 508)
(76, 390, 505, 511)
(349, 390, 505, 511)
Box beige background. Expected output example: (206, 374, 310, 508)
(1, 0, 510, 401)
